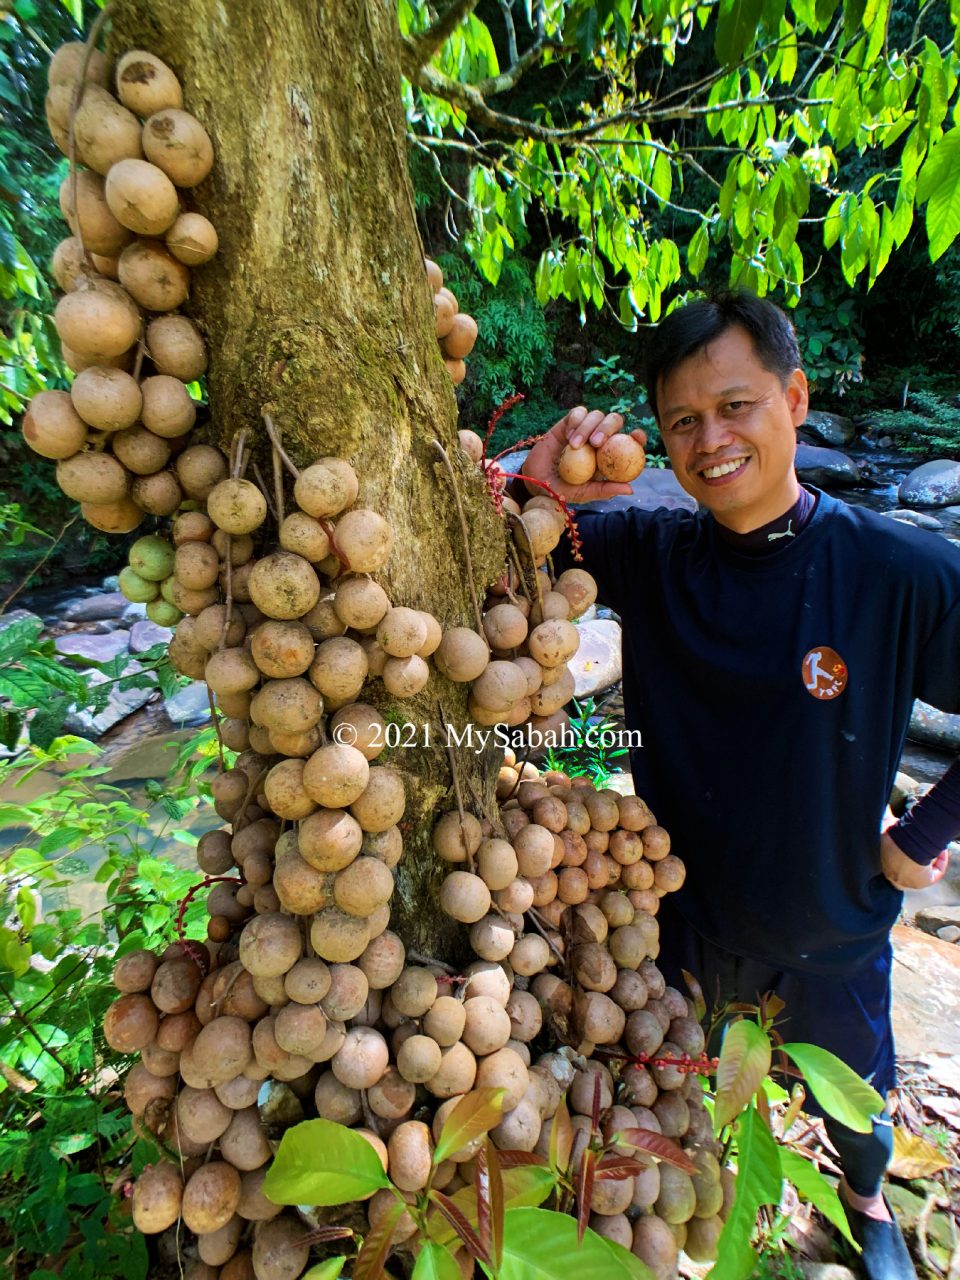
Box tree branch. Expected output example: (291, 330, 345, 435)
(499, 0, 518, 67)
(401, 0, 480, 80)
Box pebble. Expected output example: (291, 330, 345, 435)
(936, 925, 960, 944)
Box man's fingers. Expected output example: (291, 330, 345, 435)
(569, 410, 625, 449)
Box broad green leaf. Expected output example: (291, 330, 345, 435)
(688, 223, 709, 278)
(714, 1020, 772, 1131)
(780, 1043, 883, 1133)
(499, 1208, 653, 1280)
(710, 1106, 782, 1280)
(303, 1260, 347, 1280)
(412, 1241, 462, 1280)
(433, 1087, 506, 1163)
(0, 615, 43, 664)
(916, 129, 960, 262)
(715, 0, 764, 65)
(779, 1147, 855, 1244)
(263, 1119, 391, 1206)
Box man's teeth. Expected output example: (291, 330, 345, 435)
(702, 458, 746, 479)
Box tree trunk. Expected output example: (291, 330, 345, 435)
(110, 0, 506, 956)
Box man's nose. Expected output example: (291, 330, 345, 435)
(694, 413, 735, 451)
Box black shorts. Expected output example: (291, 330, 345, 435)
(655, 898, 896, 1104)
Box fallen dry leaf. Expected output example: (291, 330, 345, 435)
(921, 1094, 960, 1131)
(888, 1127, 952, 1179)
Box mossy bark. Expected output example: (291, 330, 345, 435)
(111, 0, 506, 956)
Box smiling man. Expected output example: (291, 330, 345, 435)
(521, 291, 959, 1280)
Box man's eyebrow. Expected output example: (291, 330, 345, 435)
(660, 385, 755, 417)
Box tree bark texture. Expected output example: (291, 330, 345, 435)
(110, 0, 507, 955)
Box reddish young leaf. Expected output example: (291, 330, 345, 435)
(297, 1226, 355, 1247)
(429, 1189, 492, 1267)
(594, 1154, 650, 1181)
(486, 1139, 504, 1271)
(616, 1128, 697, 1173)
(575, 1147, 596, 1243)
(474, 1144, 491, 1259)
(354, 1197, 404, 1280)
(496, 1150, 549, 1170)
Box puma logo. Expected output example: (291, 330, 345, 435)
(768, 519, 795, 542)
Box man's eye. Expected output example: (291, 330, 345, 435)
(726, 400, 747, 412)
(669, 416, 695, 430)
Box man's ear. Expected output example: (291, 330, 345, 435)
(785, 368, 809, 427)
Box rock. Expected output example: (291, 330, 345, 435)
(0, 608, 42, 637)
(915, 905, 960, 935)
(121, 601, 148, 623)
(937, 925, 960, 943)
(62, 660, 156, 738)
(585, 466, 699, 515)
(891, 923, 960, 1057)
(880, 508, 943, 531)
(802, 410, 856, 447)
(164, 680, 211, 727)
(569, 619, 622, 697)
(54, 630, 130, 663)
(101, 574, 119, 590)
(491, 449, 699, 515)
(794, 443, 860, 488)
(907, 700, 960, 751)
(889, 770, 919, 816)
(129, 620, 174, 654)
(899, 459, 960, 508)
(798, 1265, 858, 1280)
(62, 591, 128, 622)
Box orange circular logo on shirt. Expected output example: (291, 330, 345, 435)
(802, 647, 848, 700)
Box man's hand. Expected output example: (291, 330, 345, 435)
(522, 405, 648, 502)
(880, 828, 951, 891)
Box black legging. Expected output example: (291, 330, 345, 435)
(824, 1106, 894, 1200)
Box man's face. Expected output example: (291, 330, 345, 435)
(656, 325, 809, 532)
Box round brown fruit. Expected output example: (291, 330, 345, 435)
(165, 211, 218, 265)
(104, 158, 180, 236)
(118, 238, 190, 311)
(116, 51, 183, 116)
(22, 389, 88, 459)
(143, 108, 214, 187)
(146, 315, 207, 380)
(207, 479, 268, 536)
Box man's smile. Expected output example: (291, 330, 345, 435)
(697, 455, 750, 484)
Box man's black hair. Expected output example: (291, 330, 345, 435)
(644, 290, 802, 420)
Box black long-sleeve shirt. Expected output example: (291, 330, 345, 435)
(551, 487, 960, 975)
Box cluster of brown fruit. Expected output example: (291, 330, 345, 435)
(425, 257, 477, 386)
(104, 747, 724, 1280)
(22, 42, 215, 534)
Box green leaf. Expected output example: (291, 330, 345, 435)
(710, 1107, 782, 1280)
(916, 129, 960, 262)
(779, 1043, 883, 1132)
(303, 1260, 347, 1280)
(58, 0, 84, 25)
(688, 223, 709, 278)
(499, 1208, 653, 1280)
(715, 0, 764, 64)
(714, 1020, 772, 1131)
(412, 1241, 462, 1280)
(0, 615, 43, 664)
(779, 1148, 855, 1245)
(263, 1119, 391, 1206)
(433, 1088, 506, 1164)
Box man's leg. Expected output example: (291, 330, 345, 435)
(825, 1107, 895, 1218)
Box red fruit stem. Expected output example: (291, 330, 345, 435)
(175, 874, 243, 942)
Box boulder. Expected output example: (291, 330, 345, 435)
(937, 925, 960, 943)
(880, 508, 943, 531)
(915, 905, 960, 936)
(569, 619, 622, 697)
(164, 680, 211, 727)
(129, 620, 174, 654)
(585, 466, 697, 515)
(802, 410, 856, 447)
(907, 699, 960, 751)
(899, 459, 960, 508)
(0, 608, 42, 638)
(62, 592, 127, 622)
(489, 449, 698, 515)
(892, 922, 960, 1057)
(62, 660, 156, 738)
(889, 770, 919, 816)
(55, 630, 130, 663)
(794, 443, 860, 488)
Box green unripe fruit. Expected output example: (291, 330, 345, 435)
(146, 598, 183, 627)
(119, 566, 159, 603)
(161, 577, 177, 604)
(129, 534, 175, 582)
